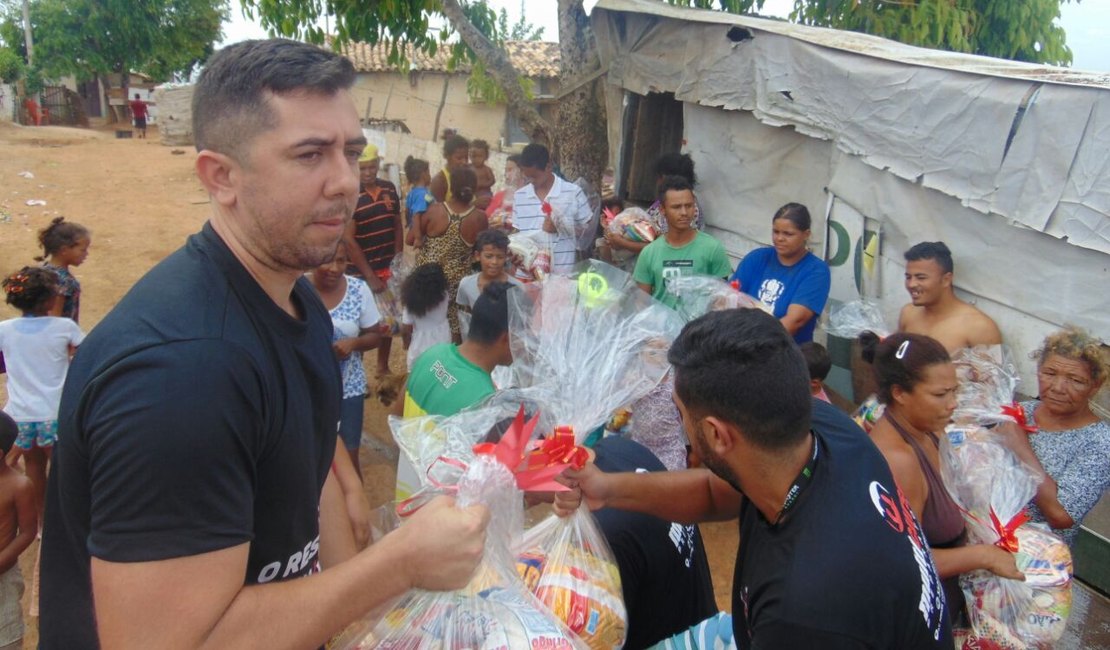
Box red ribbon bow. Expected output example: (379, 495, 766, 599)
(989, 507, 1031, 553)
(1000, 402, 1037, 433)
(472, 407, 581, 492)
(541, 201, 553, 216)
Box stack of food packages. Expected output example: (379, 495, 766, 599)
(334, 437, 586, 650)
(940, 348, 1072, 649)
(383, 261, 683, 649)
(501, 260, 685, 648)
(599, 206, 657, 264)
(508, 230, 554, 282)
(823, 300, 893, 432)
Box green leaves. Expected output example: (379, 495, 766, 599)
(789, 0, 1076, 66)
(3, 0, 228, 81)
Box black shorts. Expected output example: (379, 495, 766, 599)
(135, 116, 147, 129)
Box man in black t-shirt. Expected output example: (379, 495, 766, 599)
(569, 309, 952, 649)
(39, 39, 489, 650)
(591, 436, 717, 649)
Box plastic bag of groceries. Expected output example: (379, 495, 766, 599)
(505, 259, 684, 435)
(664, 275, 770, 324)
(370, 256, 411, 336)
(939, 426, 1072, 649)
(334, 448, 586, 650)
(515, 506, 627, 650)
(599, 206, 656, 265)
(949, 346, 1031, 430)
(509, 229, 555, 283)
(826, 300, 890, 339)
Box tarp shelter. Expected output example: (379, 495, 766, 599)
(592, 0, 1110, 393)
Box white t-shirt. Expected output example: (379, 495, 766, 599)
(511, 175, 593, 274)
(328, 276, 381, 399)
(401, 295, 452, 369)
(0, 316, 86, 421)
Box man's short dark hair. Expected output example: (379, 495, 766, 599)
(657, 175, 694, 204)
(192, 39, 356, 162)
(468, 282, 513, 344)
(0, 411, 16, 455)
(904, 241, 954, 274)
(669, 309, 812, 451)
(519, 143, 550, 170)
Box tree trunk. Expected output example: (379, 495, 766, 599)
(99, 73, 117, 124)
(555, 0, 608, 191)
(440, 0, 552, 147)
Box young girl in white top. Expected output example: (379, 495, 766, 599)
(0, 267, 85, 521)
(308, 245, 381, 480)
(400, 263, 452, 370)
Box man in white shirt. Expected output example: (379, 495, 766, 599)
(511, 143, 594, 274)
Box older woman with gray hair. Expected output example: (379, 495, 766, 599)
(1015, 327, 1110, 546)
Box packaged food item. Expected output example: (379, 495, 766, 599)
(515, 508, 627, 650)
(851, 394, 885, 434)
(335, 439, 585, 649)
(509, 230, 555, 282)
(940, 426, 1072, 649)
(949, 346, 1032, 430)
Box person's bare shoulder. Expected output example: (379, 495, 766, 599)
(898, 303, 922, 332)
(956, 301, 1003, 347)
(0, 469, 33, 511)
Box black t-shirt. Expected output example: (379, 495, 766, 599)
(592, 437, 718, 650)
(732, 399, 952, 650)
(39, 223, 341, 649)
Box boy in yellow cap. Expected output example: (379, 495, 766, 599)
(342, 142, 404, 376)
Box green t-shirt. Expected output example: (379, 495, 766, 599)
(633, 231, 733, 308)
(403, 342, 496, 418)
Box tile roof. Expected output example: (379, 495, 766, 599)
(341, 40, 560, 78)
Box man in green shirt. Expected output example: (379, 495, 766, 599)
(633, 176, 732, 309)
(403, 281, 514, 418)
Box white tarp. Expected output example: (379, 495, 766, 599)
(593, 0, 1110, 256)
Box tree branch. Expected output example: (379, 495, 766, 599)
(439, 0, 552, 145)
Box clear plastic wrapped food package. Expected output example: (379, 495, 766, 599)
(664, 275, 770, 323)
(949, 346, 1031, 430)
(509, 230, 554, 282)
(515, 507, 627, 650)
(336, 426, 586, 650)
(940, 427, 1072, 649)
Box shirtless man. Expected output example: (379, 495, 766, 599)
(898, 241, 1002, 353)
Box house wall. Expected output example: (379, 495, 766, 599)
(0, 83, 14, 122)
(351, 71, 508, 146)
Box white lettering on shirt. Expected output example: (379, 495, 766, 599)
(430, 359, 459, 389)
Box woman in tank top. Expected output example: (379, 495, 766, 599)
(417, 166, 488, 342)
(859, 331, 1024, 624)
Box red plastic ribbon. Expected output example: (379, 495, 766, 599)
(989, 507, 1031, 552)
(528, 425, 589, 472)
(541, 201, 553, 216)
(472, 406, 575, 493)
(1000, 402, 1038, 433)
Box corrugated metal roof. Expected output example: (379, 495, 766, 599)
(594, 0, 1110, 89)
(341, 40, 560, 78)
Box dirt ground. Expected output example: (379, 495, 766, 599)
(0, 122, 737, 648)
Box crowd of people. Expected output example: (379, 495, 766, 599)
(0, 37, 1107, 650)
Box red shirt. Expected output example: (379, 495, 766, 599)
(130, 100, 148, 119)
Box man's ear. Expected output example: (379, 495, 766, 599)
(195, 150, 240, 209)
(700, 415, 738, 456)
(941, 271, 954, 289)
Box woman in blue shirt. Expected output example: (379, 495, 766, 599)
(731, 203, 830, 343)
